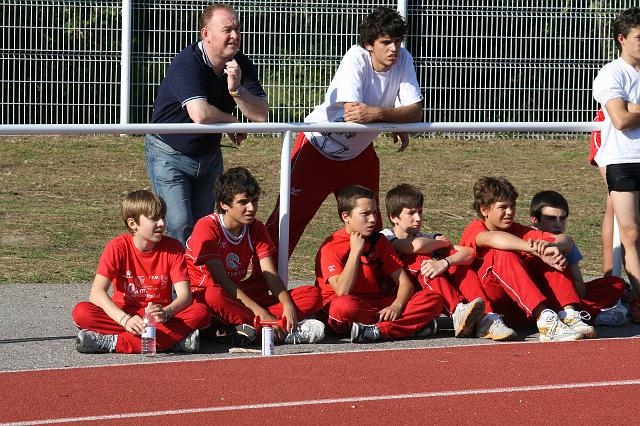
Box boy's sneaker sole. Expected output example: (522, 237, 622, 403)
(454, 298, 485, 337)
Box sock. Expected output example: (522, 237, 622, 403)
(537, 309, 555, 325)
(561, 308, 578, 320)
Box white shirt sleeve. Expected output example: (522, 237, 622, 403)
(395, 51, 424, 107)
(593, 61, 627, 106)
(334, 49, 367, 104)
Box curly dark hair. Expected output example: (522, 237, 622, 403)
(359, 7, 407, 47)
(214, 166, 261, 211)
(612, 7, 640, 51)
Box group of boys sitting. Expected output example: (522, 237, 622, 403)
(71, 167, 629, 354)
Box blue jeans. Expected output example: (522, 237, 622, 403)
(144, 134, 223, 246)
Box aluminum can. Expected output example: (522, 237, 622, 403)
(261, 326, 274, 356)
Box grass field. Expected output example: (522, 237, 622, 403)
(0, 133, 607, 284)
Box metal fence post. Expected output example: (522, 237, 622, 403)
(120, 0, 131, 125)
(278, 131, 292, 286)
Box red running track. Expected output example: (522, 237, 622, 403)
(1, 339, 640, 425)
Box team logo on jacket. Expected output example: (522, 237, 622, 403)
(226, 253, 241, 270)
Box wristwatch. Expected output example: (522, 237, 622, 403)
(229, 85, 245, 98)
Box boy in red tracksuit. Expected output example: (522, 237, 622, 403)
(72, 190, 211, 354)
(315, 184, 442, 343)
(529, 190, 627, 326)
(186, 167, 324, 345)
(381, 183, 515, 340)
(459, 177, 594, 342)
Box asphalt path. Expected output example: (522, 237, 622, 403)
(1, 283, 639, 372)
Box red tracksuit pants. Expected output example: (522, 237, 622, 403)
(581, 276, 626, 322)
(476, 249, 580, 329)
(194, 278, 323, 326)
(265, 133, 383, 256)
(409, 251, 490, 315)
(322, 289, 443, 340)
(72, 302, 211, 354)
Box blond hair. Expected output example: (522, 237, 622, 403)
(121, 190, 166, 232)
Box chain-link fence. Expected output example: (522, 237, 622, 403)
(0, 0, 633, 126)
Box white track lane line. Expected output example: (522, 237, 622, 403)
(3, 379, 640, 425)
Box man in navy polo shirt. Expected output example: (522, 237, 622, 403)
(145, 3, 269, 246)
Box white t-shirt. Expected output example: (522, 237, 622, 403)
(304, 45, 423, 161)
(593, 58, 640, 166)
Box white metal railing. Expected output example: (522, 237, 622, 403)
(0, 121, 608, 284)
(2, 1, 636, 126)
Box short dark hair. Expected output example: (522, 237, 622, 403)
(385, 184, 423, 221)
(613, 7, 640, 50)
(472, 177, 519, 218)
(214, 166, 261, 211)
(529, 190, 569, 221)
(359, 7, 407, 48)
(336, 185, 375, 219)
(121, 190, 166, 232)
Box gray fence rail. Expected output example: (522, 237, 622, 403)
(0, 0, 634, 126)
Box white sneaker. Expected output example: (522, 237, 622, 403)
(560, 310, 596, 339)
(175, 329, 200, 353)
(594, 303, 628, 327)
(475, 313, 517, 341)
(284, 319, 325, 344)
(452, 297, 485, 337)
(537, 310, 582, 342)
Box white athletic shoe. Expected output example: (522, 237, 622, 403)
(475, 313, 517, 341)
(537, 310, 582, 342)
(560, 310, 596, 339)
(284, 319, 326, 344)
(452, 297, 485, 337)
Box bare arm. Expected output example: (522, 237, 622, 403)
(89, 274, 145, 335)
(343, 101, 422, 123)
(224, 59, 269, 122)
(328, 231, 366, 297)
(605, 98, 640, 131)
(420, 245, 474, 279)
(475, 230, 537, 253)
(378, 268, 414, 321)
(186, 99, 239, 124)
(259, 255, 298, 332)
(392, 235, 451, 255)
(232, 92, 269, 122)
(570, 263, 586, 299)
(205, 258, 271, 319)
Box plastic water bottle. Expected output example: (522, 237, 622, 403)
(141, 311, 156, 356)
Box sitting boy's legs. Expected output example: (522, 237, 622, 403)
(204, 279, 322, 325)
(326, 290, 443, 340)
(524, 256, 580, 311)
(581, 276, 627, 324)
(72, 301, 211, 353)
(480, 250, 547, 323)
(448, 264, 491, 310)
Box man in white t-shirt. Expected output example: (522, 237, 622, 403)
(266, 7, 424, 257)
(592, 6, 640, 320)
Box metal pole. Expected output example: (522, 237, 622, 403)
(397, 0, 407, 48)
(120, 0, 132, 125)
(278, 131, 292, 286)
